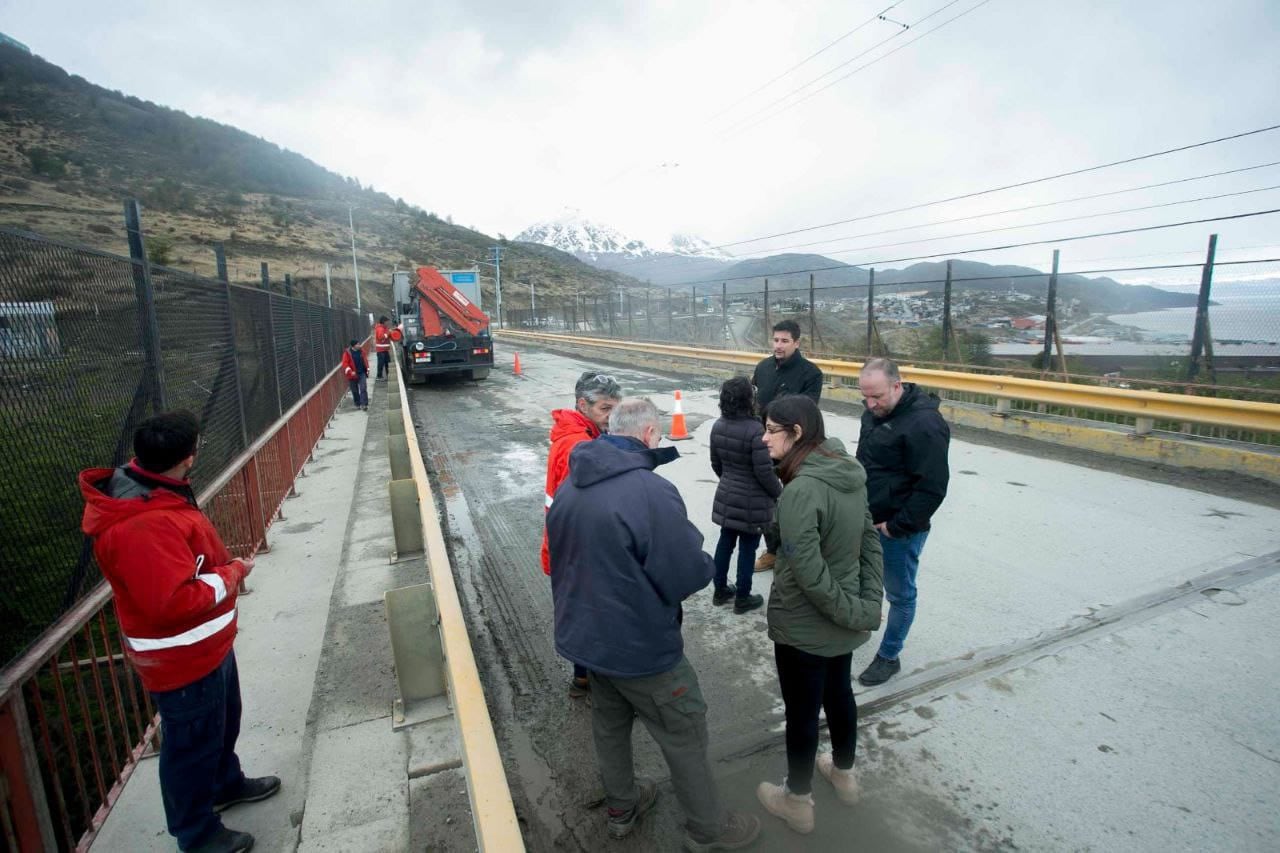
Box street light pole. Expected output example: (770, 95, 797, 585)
(348, 206, 362, 313)
(491, 246, 503, 329)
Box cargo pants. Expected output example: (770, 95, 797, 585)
(588, 656, 722, 839)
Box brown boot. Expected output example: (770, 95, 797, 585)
(683, 809, 761, 851)
(753, 552, 776, 573)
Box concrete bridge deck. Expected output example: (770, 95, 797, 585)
(96, 344, 1280, 852)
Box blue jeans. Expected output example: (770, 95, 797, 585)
(713, 527, 762, 598)
(348, 375, 368, 407)
(876, 530, 929, 661)
(152, 651, 245, 850)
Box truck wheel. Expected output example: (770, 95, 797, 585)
(471, 368, 490, 381)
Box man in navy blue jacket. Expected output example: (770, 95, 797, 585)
(547, 398, 760, 852)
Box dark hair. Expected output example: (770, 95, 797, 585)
(349, 339, 359, 347)
(772, 319, 801, 341)
(379, 316, 389, 323)
(718, 376, 754, 418)
(765, 395, 837, 483)
(134, 411, 200, 473)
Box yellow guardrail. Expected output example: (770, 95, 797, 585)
(393, 359, 525, 852)
(497, 329, 1280, 434)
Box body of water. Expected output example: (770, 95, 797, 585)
(1108, 290, 1280, 344)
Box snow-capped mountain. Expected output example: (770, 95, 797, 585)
(515, 211, 735, 285)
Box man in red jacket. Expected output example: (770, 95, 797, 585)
(541, 371, 622, 697)
(373, 316, 392, 380)
(80, 412, 279, 853)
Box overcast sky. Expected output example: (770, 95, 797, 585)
(4, 0, 1280, 281)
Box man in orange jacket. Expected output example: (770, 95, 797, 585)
(374, 316, 392, 380)
(542, 371, 622, 697)
(80, 412, 279, 853)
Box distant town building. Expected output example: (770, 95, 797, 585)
(0, 301, 61, 357)
(1012, 315, 1047, 331)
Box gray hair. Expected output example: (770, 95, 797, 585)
(575, 370, 623, 404)
(862, 357, 900, 382)
(608, 398, 659, 438)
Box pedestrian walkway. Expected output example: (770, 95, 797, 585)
(94, 378, 473, 852)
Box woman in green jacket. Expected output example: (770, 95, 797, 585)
(756, 395, 884, 834)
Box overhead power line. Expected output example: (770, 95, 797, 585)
(708, 2, 906, 123)
(725, 0, 996, 136)
(648, 208, 1280, 288)
(607, 160, 1280, 272)
(703, 121, 1280, 255)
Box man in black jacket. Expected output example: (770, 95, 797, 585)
(548, 399, 760, 851)
(854, 358, 950, 687)
(751, 320, 823, 572)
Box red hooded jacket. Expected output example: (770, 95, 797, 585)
(79, 462, 247, 693)
(374, 323, 391, 352)
(540, 409, 600, 575)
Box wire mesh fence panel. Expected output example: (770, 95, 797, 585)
(0, 226, 365, 667)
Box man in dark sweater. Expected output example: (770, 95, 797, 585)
(751, 320, 823, 571)
(854, 358, 950, 686)
(547, 399, 760, 851)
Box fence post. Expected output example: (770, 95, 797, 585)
(1187, 233, 1218, 380)
(0, 697, 58, 852)
(260, 262, 270, 291)
(214, 243, 228, 283)
(608, 293, 617, 337)
(123, 200, 167, 412)
(646, 289, 653, 339)
(942, 259, 954, 362)
(667, 289, 673, 338)
(866, 268, 876, 357)
(721, 282, 728, 347)
(808, 273, 816, 345)
(627, 291, 634, 338)
(691, 286, 698, 342)
(284, 274, 293, 299)
(1040, 250, 1060, 376)
(763, 278, 770, 339)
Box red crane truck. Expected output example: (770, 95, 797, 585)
(392, 266, 494, 382)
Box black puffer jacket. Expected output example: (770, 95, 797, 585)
(856, 383, 951, 537)
(710, 415, 783, 533)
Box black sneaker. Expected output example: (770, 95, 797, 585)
(857, 655, 901, 686)
(213, 776, 281, 813)
(607, 778, 659, 839)
(712, 585, 737, 606)
(733, 594, 764, 614)
(185, 826, 255, 853)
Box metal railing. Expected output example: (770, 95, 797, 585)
(391, 353, 524, 852)
(0, 348, 360, 852)
(495, 329, 1280, 440)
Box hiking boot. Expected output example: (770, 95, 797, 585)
(817, 752, 860, 804)
(569, 676, 591, 699)
(184, 826, 255, 853)
(683, 809, 762, 851)
(733, 594, 764, 614)
(606, 778, 659, 839)
(756, 780, 815, 834)
(753, 552, 776, 573)
(712, 585, 737, 606)
(213, 776, 281, 813)
(857, 654, 901, 686)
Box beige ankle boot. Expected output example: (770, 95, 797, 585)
(817, 753, 860, 804)
(756, 780, 815, 834)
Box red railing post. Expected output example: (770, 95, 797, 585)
(0, 697, 57, 851)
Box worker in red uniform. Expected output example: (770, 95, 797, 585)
(79, 411, 279, 853)
(374, 316, 392, 380)
(541, 371, 622, 697)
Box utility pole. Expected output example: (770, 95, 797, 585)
(490, 246, 504, 329)
(348, 206, 362, 312)
(325, 263, 333, 308)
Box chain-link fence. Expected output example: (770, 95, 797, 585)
(0, 224, 365, 666)
(503, 241, 1280, 404)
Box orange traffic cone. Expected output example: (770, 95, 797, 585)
(666, 390, 693, 441)
(513, 352, 523, 375)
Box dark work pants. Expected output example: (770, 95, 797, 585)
(713, 527, 762, 598)
(348, 376, 368, 408)
(376, 350, 390, 378)
(773, 644, 857, 795)
(763, 520, 780, 556)
(152, 651, 246, 850)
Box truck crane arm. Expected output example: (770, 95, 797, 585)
(412, 266, 490, 337)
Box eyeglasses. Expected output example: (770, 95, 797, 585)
(592, 374, 616, 384)
(764, 424, 790, 435)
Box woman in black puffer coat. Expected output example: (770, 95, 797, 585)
(709, 376, 784, 613)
